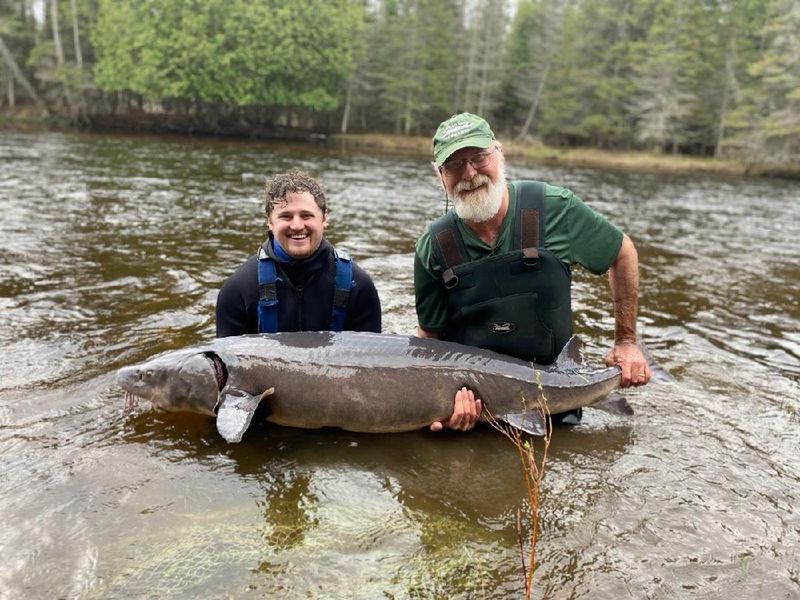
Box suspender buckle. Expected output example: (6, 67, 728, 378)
(333, 288, 350, 308)
(258, 283, 278, 302)
(443, 267, 459, 289)
(522, 247, 539, 267)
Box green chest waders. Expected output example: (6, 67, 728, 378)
(429, 182, 572, 364)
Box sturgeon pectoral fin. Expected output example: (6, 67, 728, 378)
(503, 411, 547, 436)
(215, 388, 268, 443)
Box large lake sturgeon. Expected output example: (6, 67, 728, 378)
(117, 331, 627, 443)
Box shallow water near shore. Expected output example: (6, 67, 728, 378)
(0, 130, 798, 599)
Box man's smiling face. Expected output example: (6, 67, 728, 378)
(267, 190, 328, 259)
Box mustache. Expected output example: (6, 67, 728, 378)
(454, 174, 491, 194)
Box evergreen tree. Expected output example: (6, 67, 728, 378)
(703, 0, 768, 158)
(366, 0, 461, 135)
(537, 0, 641, 148)
(629, 0, 705, 153)
(493, 0, 550, 137)
(456, 0, 507, 119)
(741, 0, 800, 164)
(0, 0, 45, 111)
(0, 0, 796, 169)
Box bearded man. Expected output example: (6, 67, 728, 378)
(414, 113, 650, 432)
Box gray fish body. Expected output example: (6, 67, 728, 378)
(117, 332, 623, 442)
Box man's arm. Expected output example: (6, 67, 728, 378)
(215, 257, 257, 337)
(215, 280, 249, 337)
(605, 234, 650, 387)
(347, 264, 382, 333)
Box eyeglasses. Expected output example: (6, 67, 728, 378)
(440, 147, 496, 176)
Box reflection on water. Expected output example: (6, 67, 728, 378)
(0, 131, 798, 598)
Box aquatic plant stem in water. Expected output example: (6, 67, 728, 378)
(488, 381, 551, 599)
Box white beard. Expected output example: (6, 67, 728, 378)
(450, 163, 506, 223)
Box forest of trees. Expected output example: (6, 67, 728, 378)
(1, 0, 798, 167)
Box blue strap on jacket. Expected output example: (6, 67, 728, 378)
(330, 249, 352, 332)
(257, 244, 353, 333)
(257, 245, 279, 333)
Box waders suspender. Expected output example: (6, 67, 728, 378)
(430, 181, 547, 280)
(257, 247, 353, 333)
(257, 246, 279, 333)
(329, 249, 353, 331)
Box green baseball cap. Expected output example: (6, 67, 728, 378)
(432, 113, 495, 167)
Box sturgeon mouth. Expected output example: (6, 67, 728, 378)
(124, 390, 139, 410)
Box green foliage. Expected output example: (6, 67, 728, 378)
(628, 0, 698, 152)
(2, 0, 797, 168)
(362, 0, 461, 134)
(719, 0, 797, 163)
(455, 0, 506, 118)
(741, 0, 800, 162)
(536, 0, 642, 148)
(0, 0, 37, 82)
(493, 0, 545, 134)
(92, 0, 364, 111)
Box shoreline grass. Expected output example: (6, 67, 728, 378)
(3, 110, 796, 179)
(331, 132, 796, 179)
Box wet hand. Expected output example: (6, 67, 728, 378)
(430, 387, 482, 432)
(606, 342, 650, 388)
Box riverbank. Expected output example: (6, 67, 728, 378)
(331, 133, 797, 179)
(3, 110, 797, 179)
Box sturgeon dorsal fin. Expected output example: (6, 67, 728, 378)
(215, 387, 273, 443)
(552, 335, 583, 369)
(503, 411, 547, 436)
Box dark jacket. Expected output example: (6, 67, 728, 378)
(216, 239, 381, 337)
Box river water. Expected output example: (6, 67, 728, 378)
(0, 130, 798, 599)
